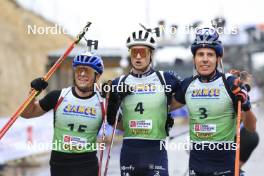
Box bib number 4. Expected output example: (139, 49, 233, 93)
(134, 102, 144, 114)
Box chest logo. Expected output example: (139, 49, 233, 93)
(63, 104, 97, 118)
(191, 88, 220, 98)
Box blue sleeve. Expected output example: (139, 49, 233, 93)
(174, 76, 194, 104)
(226, 74, 250, 93)
(163, 71, 182, 93)
(226, 75, 237, 102)
(112, 77, 120, 90)
(226, 75, 236, 89)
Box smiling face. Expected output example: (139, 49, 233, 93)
(194, 48, 220, 76)
(74, 65, 99, 92)
(130, 45, 152, 72)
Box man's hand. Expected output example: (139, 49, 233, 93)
(231, 78, 251, 111)
(31, 77, 48, 92)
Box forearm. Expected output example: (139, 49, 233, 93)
(116, 119, 124, 131)
(170, 97, 185, 111)
(242, 110, 257, 132)
(21, 99, 45, 118)
(21, 99, 36, 118)
(107, 92, 121, 126)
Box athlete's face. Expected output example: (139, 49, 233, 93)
(194, 48, 220, 76)
(74, 66, 99, 92)
(130, 45, 152, 72)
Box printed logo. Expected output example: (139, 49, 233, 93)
(120, 165, 135, 171)
(129, 120, 152, 129)
(194, 124, 216, 133)
(132, 83, 159, 94)
(129, 120, 137, 128)
(63, 135, 71, 143)
(63, 135, 87, 146)
(63, 104, 97, 118)
(191, 88, 220, 98)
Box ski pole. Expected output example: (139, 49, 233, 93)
(219, 58, 225, 73)
(104, 108, 120, 176)
(98, 80, 112, 176)
(234, 100, 242, 176)
(0, 22, 92, 140)
(95, 89, 106, 176)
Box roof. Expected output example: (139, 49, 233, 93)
(48, 46, 128, 59)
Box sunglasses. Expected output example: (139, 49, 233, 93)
(130, 48, 150, 58)
(195, 28, 219, 44)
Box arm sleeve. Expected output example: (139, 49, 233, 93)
(226, 75, 237, 102)
(163, 71, 182, 93)
(226, 75, 236, 88)
(39, 90, 61, 112)
(107, 78, 121, 125)
(174, 76, 194, 104)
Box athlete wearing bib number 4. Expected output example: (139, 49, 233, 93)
(21, 52, 104, 176)
(171, 27, 257, 176)
(107, 30, 181, 176)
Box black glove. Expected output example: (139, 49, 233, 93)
(165, 113, 174, 136)
(231, 78, 251, 111)
(241, 96, 251, 112)
(31, 77, 48, 92)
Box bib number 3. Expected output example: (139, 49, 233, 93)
(199, 108, 208, 119)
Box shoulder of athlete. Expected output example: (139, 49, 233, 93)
(224, 73, 237, 88)
(162, 71, 182, 92)
(39, 89, 62, 111)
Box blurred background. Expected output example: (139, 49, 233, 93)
(0, 0, 263, 175)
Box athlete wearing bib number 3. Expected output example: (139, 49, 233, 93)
(171, 27, 257, 176)
(21, 52, 104, 176)
(107, 30, 181, 176)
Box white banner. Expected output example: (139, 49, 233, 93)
(0, 111, 53, 164)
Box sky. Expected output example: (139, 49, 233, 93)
(16, 0, 264, 48)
